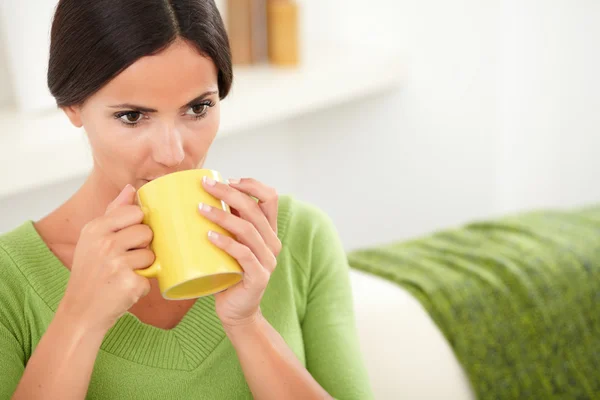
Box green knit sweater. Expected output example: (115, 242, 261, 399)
(0, 195, 373, 399)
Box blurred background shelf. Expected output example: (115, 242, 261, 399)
(0, 47, 402, 200)
(220, 47, 402, 134)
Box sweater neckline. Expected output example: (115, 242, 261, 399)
(19, 220, 226, 371)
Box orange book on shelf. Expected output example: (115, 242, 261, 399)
(227, 0, 268, 65)
(267, 0, 300, 66)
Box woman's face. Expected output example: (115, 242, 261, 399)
(63, 39, 221, 190)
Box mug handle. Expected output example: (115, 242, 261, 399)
(136, 260, 161, 278)
(135, 204, 161, 278)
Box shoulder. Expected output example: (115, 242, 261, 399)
(0, 221, 39, 270)
(0, 222, 36, 340)
(277, 194, 340, 247)
(0, 222, 32, 284)
(0, 221, 63, 305)
(0, 222, 39, 298)
(277, 195, 346, 274)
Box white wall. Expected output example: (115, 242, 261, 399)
(292, 0, 501, 249)
(0, 32, 13, 107)
(496, 0, 600, 213)
(1, 1, 599, 251)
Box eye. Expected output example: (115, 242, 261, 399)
(185, 101, 214, 119)
(115, 111, 144, 127)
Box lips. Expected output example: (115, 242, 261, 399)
(143, 169, 189, 183)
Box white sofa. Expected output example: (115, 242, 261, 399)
(349, 269, 476, 400)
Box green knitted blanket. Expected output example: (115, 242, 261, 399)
(347, 206, 600, 399)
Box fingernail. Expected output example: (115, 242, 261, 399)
(203, 176, 216, 186)
(208, 230, 219, 240)
(227, 178, 240, 185)
(198, 203, 212, 212)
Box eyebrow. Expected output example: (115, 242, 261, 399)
(108, 90, 219, 112)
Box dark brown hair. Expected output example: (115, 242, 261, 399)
(48, 0, 232, 107)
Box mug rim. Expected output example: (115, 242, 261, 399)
(162, 271, 244, 300)
(138, 168, 220, 192)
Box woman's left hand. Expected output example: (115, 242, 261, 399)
(199, 176, 281, 329)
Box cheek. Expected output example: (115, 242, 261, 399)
(182, 107, 220, 158)
(85, 119, 147, 169)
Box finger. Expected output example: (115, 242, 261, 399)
(198, 202, 277, 269)
(208, 231, 273, 286)
(202, 178, 280, 255)
(135, 275, 152, 298)
(118, 248, 156, 270)
(105, 184, 136, 215)
(113, 224, 153, 251)
(102, 205, 145, 232)
(119, 271, 151, 300)
(227, 178, 279, 234)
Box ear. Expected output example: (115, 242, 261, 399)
(61, 105, 83, 128)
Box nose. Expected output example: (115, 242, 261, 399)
(151, 123, 185, 167)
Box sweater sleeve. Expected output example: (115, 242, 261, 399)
(294, 203, 374, 400)
(0, 321, 25, 397)
(0, 245, 27, 397)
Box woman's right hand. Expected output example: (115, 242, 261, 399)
(57, 184, 154, 334)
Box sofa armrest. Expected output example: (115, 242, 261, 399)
(349, 269, 475, 400)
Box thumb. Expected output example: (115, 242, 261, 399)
(105, 184, 136, 215)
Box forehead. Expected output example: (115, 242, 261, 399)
(93, 39, 218, 107)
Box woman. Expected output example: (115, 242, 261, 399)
(0, 0, 373, 399)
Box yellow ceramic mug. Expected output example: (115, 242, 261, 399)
(135, 169, 243, 300)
